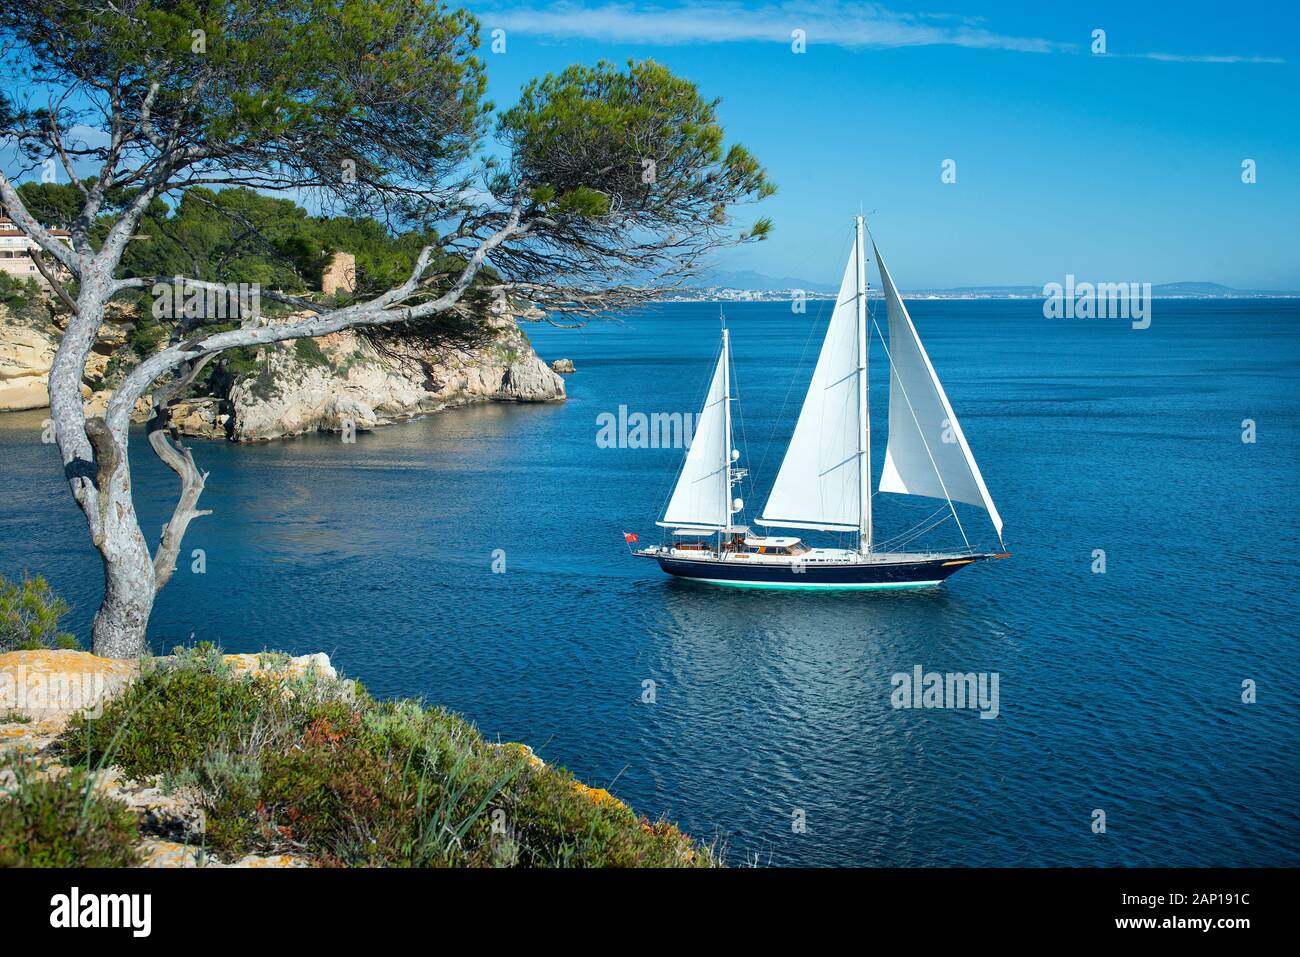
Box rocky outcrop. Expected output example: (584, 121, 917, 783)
(0, 649, 336, 724)
(551, 358, 575, 374)
(1, 298, 567, 439)
(0, 301, 152, 417)
(0, 321, 57, 411)
(321, 251, 356, 296)
(203, 313, 565, 443)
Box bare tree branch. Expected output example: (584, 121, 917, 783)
(148, 354, 216, 591)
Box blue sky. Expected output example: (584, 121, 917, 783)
(467, 1, 1300, 289)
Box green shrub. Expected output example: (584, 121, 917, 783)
(61, 657, 269, 780)
(0, 573, 79, 652)
(293, 336, 331, 369)
(0, 757, 140, 867)
(57, 646, 717, 868)
(0, 272, 43, 307)
(174, 748, 265, 858)
(128, 316, 168, 357)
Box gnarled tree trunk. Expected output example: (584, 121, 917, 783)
(46, 278, 158, 658)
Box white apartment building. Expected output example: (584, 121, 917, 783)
(0, 217, 73, 284)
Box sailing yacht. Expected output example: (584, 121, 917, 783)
(634, 216, 1009, 588)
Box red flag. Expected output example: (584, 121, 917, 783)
(623, 532, 639, 543)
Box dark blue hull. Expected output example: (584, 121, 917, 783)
(646, 553, 990, 589)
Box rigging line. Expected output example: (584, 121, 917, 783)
(727, 326, 755, 524)
(876, 511, 952, 552)
(752, 294, 825, 483)
(872, 506, 946, 547)
(870, 317, 972, 552)
(871, 504, 950, 549)
(866, 221, 1002, 552)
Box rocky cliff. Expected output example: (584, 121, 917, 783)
(0, 320, 56, 411)
(0, 298, 565, 439)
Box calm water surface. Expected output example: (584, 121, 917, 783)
(1, 299, 1297, 866)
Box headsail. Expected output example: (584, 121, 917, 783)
(873, 240, 1004, 540)
(758, 242, 864, 532)
(659, 339, 732, 529)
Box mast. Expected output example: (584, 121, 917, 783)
(856, 216, 872, 553)
(721, 325, 734, 536)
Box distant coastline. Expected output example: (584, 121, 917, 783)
(660, 281, 1300, 303)
(670, 273, 1300, 302)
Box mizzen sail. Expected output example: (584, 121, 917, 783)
(873, 240, 1004, 539)
(659, 340, 732, 529)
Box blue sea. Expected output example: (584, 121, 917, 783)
(1, 299, 1297, 866)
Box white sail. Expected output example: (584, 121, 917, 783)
(758, 242, 863, 532)
(659, 342, 732, 529)
(873, 240, 1004, 539)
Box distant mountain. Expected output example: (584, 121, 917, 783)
(695, 269, 837, 293)
(1149, 282, 1238, 296)
(879, 281, 1295, 298)
(682, 273, 1297, 299)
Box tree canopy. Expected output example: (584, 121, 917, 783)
(0, 1, 774, 657)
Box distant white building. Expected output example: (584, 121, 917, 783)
(0, 217, 73, 284)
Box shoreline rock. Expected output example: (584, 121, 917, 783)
(0, 300, 566, 440)
(0, 322, 57, 411)
(206, 314, 566, 442)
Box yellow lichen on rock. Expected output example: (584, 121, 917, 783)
(0, 650, 140, 724)
(573, 782, 625, 810)
(498, 742, 631, 811)
(499, 742, 546, 769)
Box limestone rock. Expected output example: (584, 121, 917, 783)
(168, 399, 227, 439)
(1, 295, 566, 439)
(94, 319, 131, 352)
(136, 839, 312, 868)
(320, 394, 377, 432)
(220, 315, 564, 443)
(220, 652, 338, 681)
(0, 649, 141, 724)
(0, 650, 338, 725)
(550, 358, 575, 374)
(82, 388, 151, 421)
(82, 349, 110, 386)
(0, 321, 57, 412)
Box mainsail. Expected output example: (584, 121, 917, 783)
(658, 335, 733, 529)
(873, 240, 1004, 540)
(757, 240, 865, 533)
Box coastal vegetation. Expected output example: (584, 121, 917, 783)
(0, 572, 80, 653)
(0, 758, 142, 867)
(0, 641, 715, 867)
(0, 1, 773, 658)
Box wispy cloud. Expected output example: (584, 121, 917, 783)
(475, 2, 1071, 54)
(473, 2, 1284, 63)
(1124, 52, 1285, 64)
